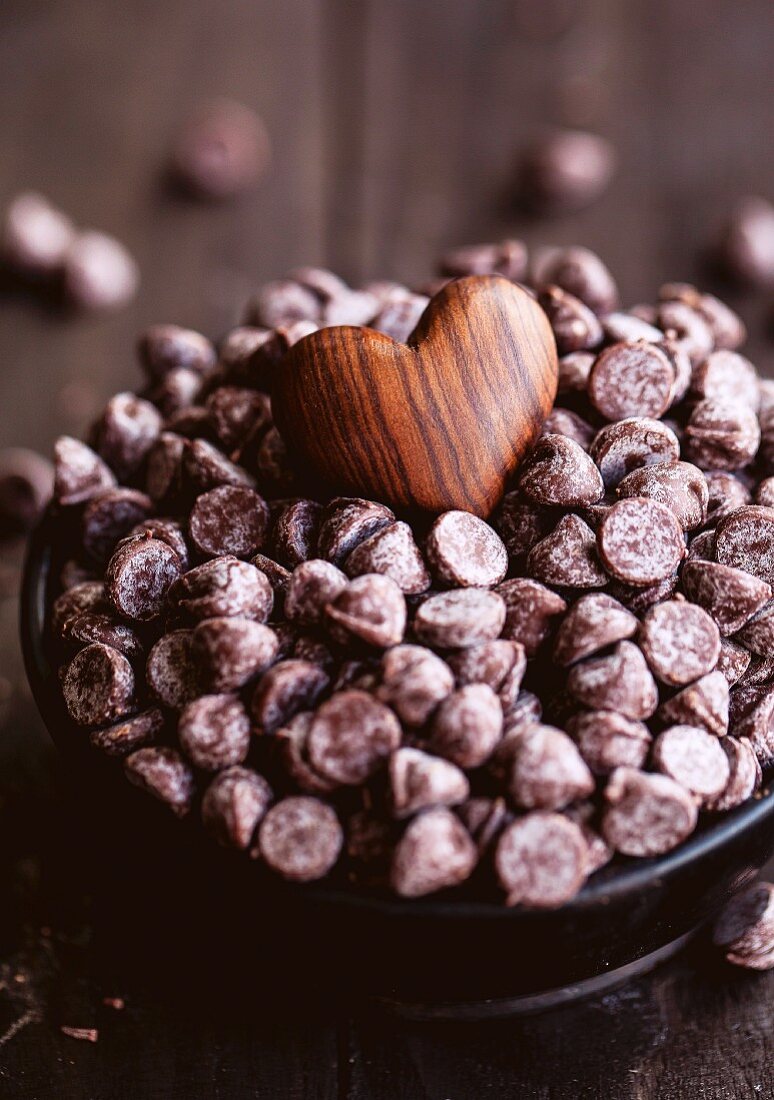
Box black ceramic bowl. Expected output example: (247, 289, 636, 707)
(20, 512, 774, 1019)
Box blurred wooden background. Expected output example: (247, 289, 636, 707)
(0, 1, 773, 1097)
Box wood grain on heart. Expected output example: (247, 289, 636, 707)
(273, 275, 558, 517)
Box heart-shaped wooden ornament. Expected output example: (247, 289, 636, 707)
(273, 275, 558, 517)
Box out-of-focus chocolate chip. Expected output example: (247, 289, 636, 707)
(518, 130, 616, 214)
(251, 658, 329, 735)
(716, 197, 774, 289)
(124, 747, 195, 817)
(202, 766, 272, 849)
(391, 808, 477, 897)
(178, 693, 251, 771)
(0, 448, 53, 533)
(170, 99, 270, 201)
(390, 747, 469, 819)
(377, 644, 454, 727)
(602, 767, 698, 857)
(63, 231, 139, 311)
(495, 812, 589, 908)
(63, 642, 135, 726)
(54, 436, 117, 506)
(537, 286, 604, 354)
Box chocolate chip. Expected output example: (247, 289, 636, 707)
(495, 812, 589, 908)
(146, 630, 200, 710)
(735, 603, 774, 657)
(602, 767, 698, 857)
(705, 471, 752, 525)
(602, 312, 663, 344)
(651, 724, 729, 805)
(316, 497, 395, 565)
(713, 881, 774, 970)
(447, 640, 526, 710)
(568, 641, 658, 720)
(597, 497, 685, 585)
(178, 693, 251, 771)
(684, 400, 760, 471)
(715, 506, 774, 584)
(63, 231, 139, 311)
(589, 418, 680, 491)
(557, 351, 595, 393)
(183, 438, 256, 492)
(344, 521, 430, 594)
(553, 593, 637, 666)
(188, 485, 269, 559)
(191, 617, 278, 692)
(170, 556, 274, 622)
(537, 286, 604, 354)
(63, 611, 144, 666)
(657, 300, 714, 367)
(105, 537, 182, 622)
(717, 638, 751, 687)
(658, 282, 747, 351)
(285, 559, 348, 626)
(54, 437, 116, 506)
(425, 510, 507, 588)
(376, 645, 454, 727)
(588, 342, 676, 421)
(89, 707, 165, 758)
(369, 289, 429, 342)
(88, 393, 161, 482)
(205, 386, 272, 452)
(272, 499, 322, 568)
(492, 492, 553, 567)
(438, 239, 528, 280)
(124, 747, 195, 817)
(616, 461, 708, 531)
(532, 245, 618, 313)
(251, 659, 329, 735)
(519, 129, 616, 214)
(63, 642, 135, 727)
(691, 350, 760, 411)
(729, 685, 774, 763)
(138, 324, 217, 382)
(518, 434, 604, 507)
(681, 560, 771, 635)
(390, 747, 469, 819)
(706, 738, 760, 813)
(259, 796, 343, 882)
(639, 600, 720, 687)
(498, 723, 594, 810)
(527, 513, 607, 588)
(0, 448, 53, 533)
(51, 581, 108, 637)
(413, 589, 505, 650)
(566, 711, 651, 775)
(606, 573, 680, 614)
(658, 671, 730, 737)
(326, 574, 406, 648)
(144, 433, 185, 506)
(307, 690, 401, 785)
(2, 191, 74, 276)
(201, 766, 272, 849)
(149, 368, 205, 418)
(171, 99, 270, 200)
(391, 808, 477, 898)
(428, 684, 503, 769)
(541, 408, 595, 450)
(82, 488, 153, 565)
(497, 578, 566, 656)
(716, 196, 774, 289)
(275, 711, 337, 795)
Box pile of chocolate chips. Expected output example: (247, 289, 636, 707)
(45, 245, 774, 908)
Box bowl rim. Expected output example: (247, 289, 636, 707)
(20, 509, 774, 921)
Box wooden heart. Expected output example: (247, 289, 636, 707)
(273, 275, 558, 517)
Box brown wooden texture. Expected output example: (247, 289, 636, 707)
(275, 276, 558, 516)
(1, 0, 774, 1097)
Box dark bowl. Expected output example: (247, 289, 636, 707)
(20, 512, 774, 1019)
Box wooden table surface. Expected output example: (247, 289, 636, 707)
(1, 1, 773, 1095)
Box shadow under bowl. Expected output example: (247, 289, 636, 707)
(19, 512, 774, 1020)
